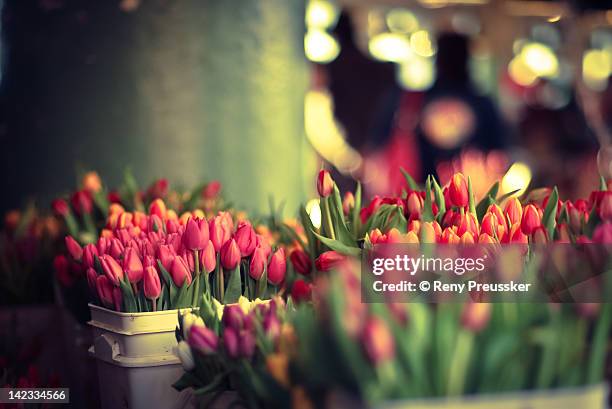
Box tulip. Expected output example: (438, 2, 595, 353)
(407, 220, 421, 234)
(480, 213, 499, 239)
(255, 234, 272, 259)
(457, 212, 479, 238)
(202, 180, 222, 199)
(240, 331, 256, 358)
(170, 256, 192, 287)
(82, 171, 102, 193)
(317, 170, 334, 197)
(460, 231, 475, 244)
(504, 198, 523, 225)
(250, 246, 267, 280)
(420, 221, 441, 243)
(291, 279, 312, 303)
(112, 287, 123, 311)
(507, 223, 528, 244)
(201, 241, 216, 273)
(147, 214, 164, 233)
(220, 238, 241, 270)
(263, 311, 281, 340)
(223, 305, 245, 330)
(598, 191, 612, 222)
(315, 251, 345, 272)
(143, 266, 161, 302)
(478, 233, 496, 244)
(71, 190, 93, 215)
(182, 312, 205, 338)
(290, 249, 312, 276)
(123, 247, 144, 284)
(461, 302, 491, 332)
(157, 244, 175, 272)
(100, 255, 124, 286)
(267, 248, 286, 285)
(96, 275, 114, 309)
(209, 216, 232, 252)
(486, 204, 505, 227)
(165, 218, 179, 234)
(65, 236, 83, 261)
(343, 191, 355, 215)
(557, 223, 571, 243)
(449, 173, 469, 208)
(521, 204, 541, 235)
(188, 325, 218, 355)
(360, 196, 383, 223)
(234, 222, 257, 257)
(149, 198, 167, 220)
(440, 227, 460, 244)
(175, 341, 195, 371)
(592, 222, 612, 244)
(51, 199, 70, 217)
(406, 191, 424, 219)
(81, 243, 98, 269)
(109, 238, 124, 259)
(86, 267, 98, 295)
(369, 228, 387, 244)
(183, 217, 209, 251)
(532, 226, 548, 244)
(147, 178, 168, 199)
(223, 327, 240, 359)
(97, 237, 110, 256)
(361, 317, 395, 365)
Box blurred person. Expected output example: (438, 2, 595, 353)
(367, 32, 506, 194)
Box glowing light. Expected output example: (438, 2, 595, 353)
(305, 199, 322, 229)
(501, 162, 532, 198)
(508, 56, 538, 87)
(582, 49, 611, 91)
(369, 33, 412, 62)
(547, 15, 561, 23)
(306, 0, 338, 29)
(304, 90, 362, 174)
(386, 9, 419, 33)
(520, 42, 559, 78)
(305, 29, 340, 63)
(410, 30, 436, 57)
(398, 56, 434, 90)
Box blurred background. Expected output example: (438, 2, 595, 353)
(0, 0, 611, 214)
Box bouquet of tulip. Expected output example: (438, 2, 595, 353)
(64, 197, 287, 312)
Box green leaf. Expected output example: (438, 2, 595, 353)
(174, 279, 192, 309)
(352, 182, 362, 238)
(599, 176, 607, 191)
(400, 167, 420, 191)
(422, 176, 434, 222)
(431, 177, 446, 221)
(476, 195, 496, 222)
(257, 267, 268, 299)
(119, 278, 138, 312)
(496, 189, 520, 204)
(467, 176, 476, 215)
(299, 204, 318, 258)
(223, 266, 242, 304)
(542, 187, 558, 239)
(312, 232, 361, 256)
(157, 260, 177, 301)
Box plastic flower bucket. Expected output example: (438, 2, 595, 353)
(88, 304, 191, 409)
(377, 383, 608, 409)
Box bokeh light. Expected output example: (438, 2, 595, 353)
(500, 162, 532, 198)
(305, 29, 340, 63)
(410, 30, 436, 57)
(305, 0, 338, 30)
(386, 9, 419, 34)
(582, 48, 611, 91)
(508, 56, 538, 87)
(369, 33, 412, 62)
(305, 198, 322, 229)
(521, 42, 559, 78)
(398, 56, 434, 90)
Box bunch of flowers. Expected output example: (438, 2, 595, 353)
(63, 198, 287, 312)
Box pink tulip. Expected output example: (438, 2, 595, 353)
(170, 256, 192, 287)
(97, 237, 110, 256)
(521, 204, 541, 235)
(592, 221, 612, 244)
(112, 287, 123, 311)
(255, 235, 272, 259)
(234, 222, 257, 257)
(96, 275, 114, 309)
(143, 266, 161, 300)
(157, 244, 175, 272)
(249, 246, 267, 280)
(65, 236, 82, 261)
(100, 255, 124, 286)
(183, 217, 209, 250)
(123, 247, 144, 284)
(223, 327, 240, 359)
(148, 214, 164, 233)
(189, 325, 218, 355)
(82, 244, 98, 269)
(209, 216, 232, 252)
(201, 241, 216, 273)
(86, 267, 98, 295)
(220, 239, 241, 270)
(109, 238, 124, 259)
(267, 248, 286, 285)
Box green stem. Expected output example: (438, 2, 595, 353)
(447, 329, 473, 396)
(321, 197, 336, 240)
(193, 250, 200, 306)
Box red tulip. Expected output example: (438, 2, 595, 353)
(291, 279, 312, 303)
(361, 317, 395, 365)
(290, 249, 312, 276)
(234, 222, 257, 257)
(449, 173, 469, 208)
(86, 267, 98, 295)
(113, 287, 123, 311)
(183, 217, 209, 251)
(223, 327, 240, 358)
(170, 256, 192, 287)
(201, 241, 216, 273)
(369, 228, 387, 244)
(209, 216, 232, 252)
(360, 196, 383, 223)
(457, 212, 479, 237)
(147, 178, 168, 199)
(532, 226, 548, 244)
(166, 218, 179, 234)
(598, 191, 612, 222)
(506, 223, 528, 244)
(255, 234, 272, 259)
(53, 254, 72, 287)
(592, 221, 612, 244)
(440, 227, 460, 244)
(267, 248, 286, 285)
(143, 266, 161, 300)
(406, 191, 424, 219)
(149, 214, 164, 233)
(70, 190, 93, 215)
(461, 302, 491, 332)
(64, 236, 82, 261)
(239, 330, 256, 358)
(189, 325, 218, 355)
(521, 204, 541, 235)
(100, 255, 124, 286)
(315, 251, 345, 272)
(123, 247, 144, 283)
(480, 213, 500, 238)
(97, 237, 110, 256)
(96, 275, 114, 309)
(149, 199, 167, 220)
(504, 198, 523, 225)
(343, 191, 355, 215)
(220, 239, 241, 270)
(317, 170, 334, 198)
(249, 246, 267, 280)
(109, 238, 124, 259)
(51, 199, 70, 217)
(202, 181, 221, 200)
(82, 244, 98, 269)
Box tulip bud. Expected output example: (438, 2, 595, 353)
(532, 226, 548, 244)
(291, 279, 312, 303)
(97, 237, 110, 256)
(86, 267, 98, 294)
(109, 238, 124, 259)
(263, 311, 281, 340)
(457, 212, 479, 238)
(112, 287, 123, 311)
(342, 191, 355, 215)
(170, 256, 192, 287)
(461, 302, 491, 332)
(201, 241, 216, 274)
(71, 190, 93, 215)
(406, 191, 424, 218)
(290, 249, 312, 276)
(209, 216, 232, 252)
(449, 173, 469, 208)
(598, 191, 612, 222)
(480, 213, 499, 238)
(51, 199, 70, 217)
(123, 247, 144, 284)
(82, 243, 98, 269)
(143, 266, 161, 300)
(96, 275, 114, 309)
(223, 327, 240, 359)
(65, 236, 83, 261)
(504, 198, 523, 225)
(249, 246, 267, 280)
(183, 217, 209, 251)
(557, 223, 571, 243)
(182, 312, 205, 338)
(369, 228, 387, 244)
(460, 231, 475, 244)
(521, 204, 541, 235)
(100, 255, 124, 286)
(507, 223, 528, 244)
(175, 341, 195, 371)
(255, 234, 272, 259)
(188, 325, 218, 355)
(149, 198, 167, 220)
(82, 171, 102, 193)
(157, 244, 175, 272)
(478, 233, 496, 244)
(240, 330, 256, 358)
(220, 239, 241, 270)
(592, 221, 612, 244)
(202, 180, 222, 200)
(361, 317, 395, 365)
(317, 170, 334, 197)
(315, 251, 346, 272)
(267, 248, 286, 285)
(223, 304, 245, 330)
(234, 222, 257, 257)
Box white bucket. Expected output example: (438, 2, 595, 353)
(88, 304, 190, 409)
